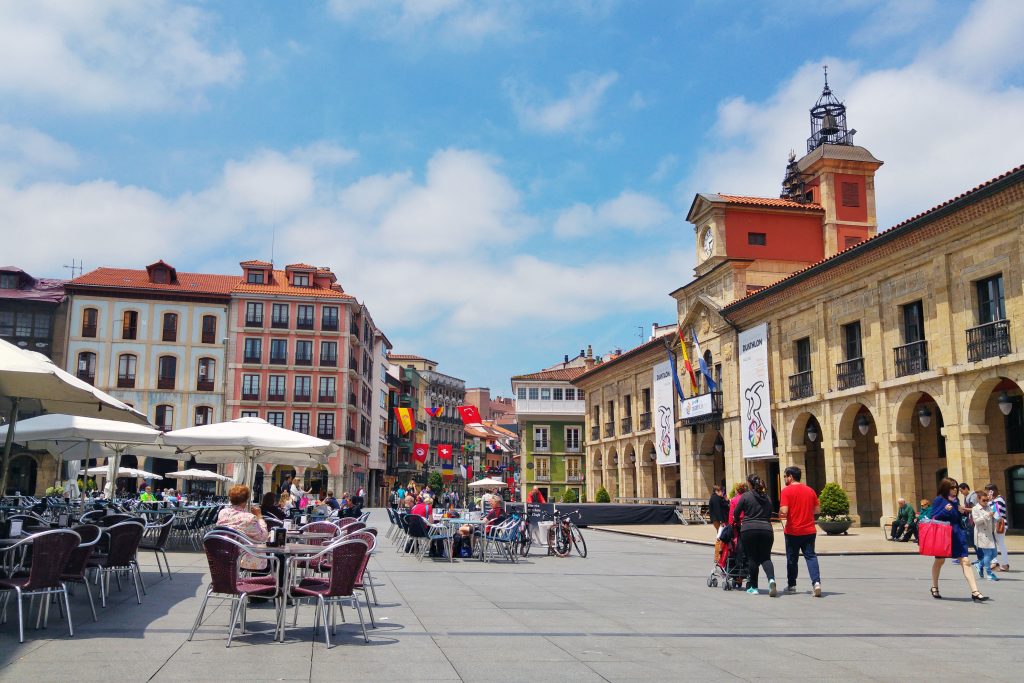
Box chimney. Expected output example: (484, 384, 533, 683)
(651, 322, 657, 340)
(564, 354, 569, 363)
(583, 344, 596, 370)
(615, 347, 622, 355)
(586, 344, 593, 358)
(579, 349, 585, 358)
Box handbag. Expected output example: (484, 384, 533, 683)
(918, 520, 952, 557)
(996, 517, 1006, 534)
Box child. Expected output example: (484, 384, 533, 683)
(971, 491, 999, 581)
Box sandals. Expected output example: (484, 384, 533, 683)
(930, 586, 942, 599)
(971, 591, 989, 602)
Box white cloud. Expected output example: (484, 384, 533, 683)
(327, 0, 522, 46)
(506, 71, 619, 134)
(0, 0, 242, 111)
(219, 152, 315, 222)
(680, 0, 1024, 230)
(0, 123, 78, 183)
(554, 190, 672, 238)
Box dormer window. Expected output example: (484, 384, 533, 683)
(246, 270, 265, 284)
(145, 260, 177, 285)
(0, 273, 19, 289)
(293, 273, 310, 287)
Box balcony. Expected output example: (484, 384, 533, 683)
(271, 319, 289, 329)
(349, 392, 358, 406)
(604, 422, 614, 438)
(836, 357, 865, 390)
(967, 320, 1011, 362)
(565, 444, 581, 453)
(81, 324, 97, 338)
(533, 442, 550, 453)
(122, 326, 137, 340)
(241, 392, 260, 401)
(244, 316, 263, 328)
(567, 474, 583, 483)
(534, 473, 550, 482)
(196, 379, 214, 392)
(591, 425, 599, 441)
(243, 354, 261, 364)
(296, 318, 314, 331)
(680, 391, 724, 427)
(295, 356, 313, 367)
(349, 322, 359, 336)
(398, 394, 413, 406)
(318, 393, 336, 403)
(77, 371, 95, 385)
(639, 412, 652, 430)
(347, 428, 357, 442)
(322, 318, 339, 332)
(117, 376, 135, 389)
(621, 416, 633, 434)
(320, 356, 337, 367)
(202, 330, 216, 344)
(267, 392, 285, 402)
(293, 393, 311, 403)
(894, 340, 928, 377)
(788, 370, 813, 401)
(348, 358, 358, 372)
(157, 377, 175, 390)
(317, 428, 335, 440)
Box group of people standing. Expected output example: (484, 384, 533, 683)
(257, 473, 364, 519)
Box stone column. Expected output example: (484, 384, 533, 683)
(831, 439, 860, 525)
(942, 423, 991, 488)
(880, 433, 915, 524)
(782, 445, 805, 473)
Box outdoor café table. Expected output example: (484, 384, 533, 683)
(284, 531, 335, 542)
(442, 518, 486, 559)
(250, 542, 326, 641)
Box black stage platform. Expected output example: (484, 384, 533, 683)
(505, 502, 677, 527)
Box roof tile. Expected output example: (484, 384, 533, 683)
(716, 194, 824, 211)
(69, 268, 238, 296)
(232, 269, 354, 299)
(511, 367, 589, 382)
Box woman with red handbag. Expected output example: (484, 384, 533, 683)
(929, 477, 988, 602)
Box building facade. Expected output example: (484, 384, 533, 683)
(0, 266, 67, 364)
(387, 354, 465, 473)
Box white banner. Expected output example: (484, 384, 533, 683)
(681, 393, 713, 420)
(652, 360, 677, 465)
(738, 323, 774, 459)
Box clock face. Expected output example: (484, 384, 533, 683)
(702, 229, 714, 257)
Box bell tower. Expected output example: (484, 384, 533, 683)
(781, 67, 883, 258)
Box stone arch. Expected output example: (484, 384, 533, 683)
(963, 372, 1023, 426)
(789, 411, 826, 493)
(605, 446, 619, 499)
(6, 452, 39, 496)
(638, 439, 657, 498)
(891, 383, 949, 434)
(591, 448, 604, 492)
(835, 397, 878, 440)
(835, 401, 882, 525)
(620, 444, 637, 498)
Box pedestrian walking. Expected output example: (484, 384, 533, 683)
(732, 474, 778, 596)
(779, 466, 822, 597)
(708, 485, 729, 563)
(929, 477, 988, 602)
(971, 490, 999, 582)
(985, 483, 1010, 572)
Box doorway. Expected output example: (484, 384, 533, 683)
(1007, 466, 1024, 530)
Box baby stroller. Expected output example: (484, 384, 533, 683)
(706, 524, 747, 591)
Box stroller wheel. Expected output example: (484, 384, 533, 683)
(723, 581, 731, 591)
(710, 578, 718, 588)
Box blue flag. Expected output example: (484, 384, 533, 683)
(691, 328, 718, 391)
(666, 348, 687, 403)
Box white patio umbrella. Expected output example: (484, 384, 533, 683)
(468, 477, 506, 488)
(167, 468, 232, 482)
(65, 459, 81, 498)
(86, 466, 163, 480)
(0, 413, 163, 497)
(162, 417, 333, 500)
(0, 338, 149, 494)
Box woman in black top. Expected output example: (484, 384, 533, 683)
(260, 492, 285, 520)
(732, 473, 778, 596)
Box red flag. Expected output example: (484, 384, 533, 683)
(438, 443, 453, 460)
(466, 464, 473, 480)
(457, 405, 482, 424)
(412, 443, 428, 463)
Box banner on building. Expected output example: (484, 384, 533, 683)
(738, 323, 774, 459)
(412, 443, 428, 463)
(438, 443, 453, 460)
(681, 393, 714, 420)
(652, 360, 678, 465)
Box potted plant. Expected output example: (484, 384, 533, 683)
(561, 488, 579, 503)
(817, 482, 853, 535)
(595, 486, 611, 503)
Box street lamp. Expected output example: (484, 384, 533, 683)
(856, 413, 870, 436)
(806, 422, 818, 443)
(714, 434, 724, 453)
(998, 391, 1014, 416)
(917, 405, 932, 428)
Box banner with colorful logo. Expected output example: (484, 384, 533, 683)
(412, 443, 428, 463)
(652, 360, 678, 465)
(738, 323, 773, 459)
(394, 407, 414, 434)
(456, 405, 482, 424)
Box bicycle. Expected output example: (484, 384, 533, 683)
(508, 512, 532, 557)
(549, 510, 587, 558)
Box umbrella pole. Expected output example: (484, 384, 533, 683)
(0, 398, 21, 497)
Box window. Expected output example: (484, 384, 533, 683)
(320, 341, 338, 366)
(245, 302, 263, 326)
(266, 411, 284, 428)
(194, 406, 212, 426)
(902, 301, 924, 343)
(795, 337, 811, 373)
(379, 389, 387, 408)
(246, 270, 265, 284)
(976, 275, 1006, 323)
(321, 306, 339, 331)
(642, 387, 651, 413)
(540, 387, 551, 400)
(564, 387, 575, 400)
(271, 303, 289, 328)
(624, 394, 632, 416)
(297, 305, 314, 330)
(292, 412, 310, 434)
(122, 310, 138, 340)
(528, 387, 539, 400)
(517, 387, 526, 400)
(577, 390, 584, 400)
(242, 374, 261, 400)
(157, 356, 177, 389)
(1004, 396, 1024, 454)
(565, 427, 580, 452)
(162, 312, 178, 342)
(117, 354, 137, 388)
(566, 456, 581, 478)
(197, 358, 215, 390)
(155, 405, 174, 430)
(317, 413, 335, 439)
(267, 375, 286, 401)
(0, 273, 18, 289)
(748, 232, 767, 246)
(0, 311, 12, 336)
(534, 456, 550, 479)
(269, 339, 288, 364)
(82, 308, 98, 337)
(243, 338, 262, 363)
(201, 315, 217, 344)
(843, 321, 862, 360)
(319, 377, 336, 402)
(841, 181, 860, 207)
(295, 340, 313, 365)
(14, 312, 31, 338)
(293, 273, 310, 287)
(607, 400, 615, 421)
(553, 387, 563, 400)
(294, 376, 311, 402)
(77, 352, 96, 383)
(533, 425, 549, 451)
(240, 410, 258, 418)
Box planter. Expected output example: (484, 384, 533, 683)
(817, 519, 852, 536)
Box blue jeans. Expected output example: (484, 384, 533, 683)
(785, 533, 821, 587)
(977, 547, 997, 577)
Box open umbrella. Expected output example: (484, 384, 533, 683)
(85, 466, 163, 480)
(162, 417, 333, 501)
(0, 338, 149, 494)
(167, 468, 232, 482)
(468, 477, 506, 488)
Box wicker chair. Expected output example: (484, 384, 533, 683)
(284, 538, 370, 647)
(0, 529, 81, 643)
(87, 521, 145, 607)
(61, 524, 102, 622)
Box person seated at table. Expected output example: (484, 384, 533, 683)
(402, 494, 415, 512)
(917, 498, 932, 522)
(411, 495, 433, 519)
(216, 485, 269, 570)
(139, 486, 156, 503)
(890, 498, 918, 542)
(261, 491, 285, 519)
(484, 497, 505, 533)
(323, 490, 340, 511)
(279, 491, 294, 513)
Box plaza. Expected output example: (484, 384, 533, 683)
(1, 509, 1021, 683)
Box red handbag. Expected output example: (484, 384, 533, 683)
(918, 520, 952, 557)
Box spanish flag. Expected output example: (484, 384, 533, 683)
(678, 324, 698, 395)
(394, 407, 414, 434)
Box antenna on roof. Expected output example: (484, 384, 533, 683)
(638, 325, 645, 343)
(270, 228, 275, 266)
(63, 259, 83, 279)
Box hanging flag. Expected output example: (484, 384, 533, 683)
(677, 324, 698, 394)
(457, 405, 482, 424)
(412, 443, 428, 463)
(466, 464, 473, 480)
(438, 443, 453, 460)
(425, 406, 444, 418)
(394, 407, 414, 434)
(691, 327, 718, 391)
(666, 347, 686, 403)
(459, 464, 467, 478)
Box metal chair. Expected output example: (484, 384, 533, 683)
(61, 524, 102, 622)
(0, 529, 81, 642)
(139, 514, 175, 580)
(284, 538, 370, 647)
(346, 530, 379, 623)
(87, 521, 145, 607)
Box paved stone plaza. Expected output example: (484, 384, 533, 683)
(1, 510, 1021, 682)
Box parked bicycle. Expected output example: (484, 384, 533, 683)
(549, 510, 587, 558)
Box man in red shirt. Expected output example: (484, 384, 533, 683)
(779, 465, 822, 597)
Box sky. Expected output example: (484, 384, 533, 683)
(2, 0, 1023, 395)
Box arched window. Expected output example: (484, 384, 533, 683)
(117, 353, 137, 388)
(194, 406, 213, 426)
(162, 312, 178, 342)
(155, 404, 174, 431)
(196, 357, 215, 391)
(157, 355, 177, 390)
(201, 315, 217, 344)
(77, 351, 96, 384)
(81, 308, 98, 338)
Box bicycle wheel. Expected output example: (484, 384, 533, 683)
(519, 533, 532, 557)
(554, 523, 572, 557)
(569, 524, 587, 558)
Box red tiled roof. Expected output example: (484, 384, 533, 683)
(69, 267, 238, 296)
(716, 194, 824, 211)
(571, 336, 668, 383)
(286, 263, 316, 270)
(232, 270, 354, 299)
(388, 353, 436, 362)
(511, 366, 589, 382)
(724, 164, 1024, 313)
(240, 259, 272, 267)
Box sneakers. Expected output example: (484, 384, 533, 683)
(813, 582, 822, 597)
(784, 585, 797, 594)
(746, 587, 759, 594)
(768, 579, 777, 597)
(986, 574, 1000, 582)
(975, 562, 984, 578)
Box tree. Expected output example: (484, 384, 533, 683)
(427, 471, 444, 493)
(595, 486, 611, 503)
(818, 482, 851, 520)
(561, 488, 579, 503)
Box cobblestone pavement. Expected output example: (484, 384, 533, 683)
(1, 510, 1021, 682)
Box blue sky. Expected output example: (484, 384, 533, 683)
(2, 0, 1023, 394)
